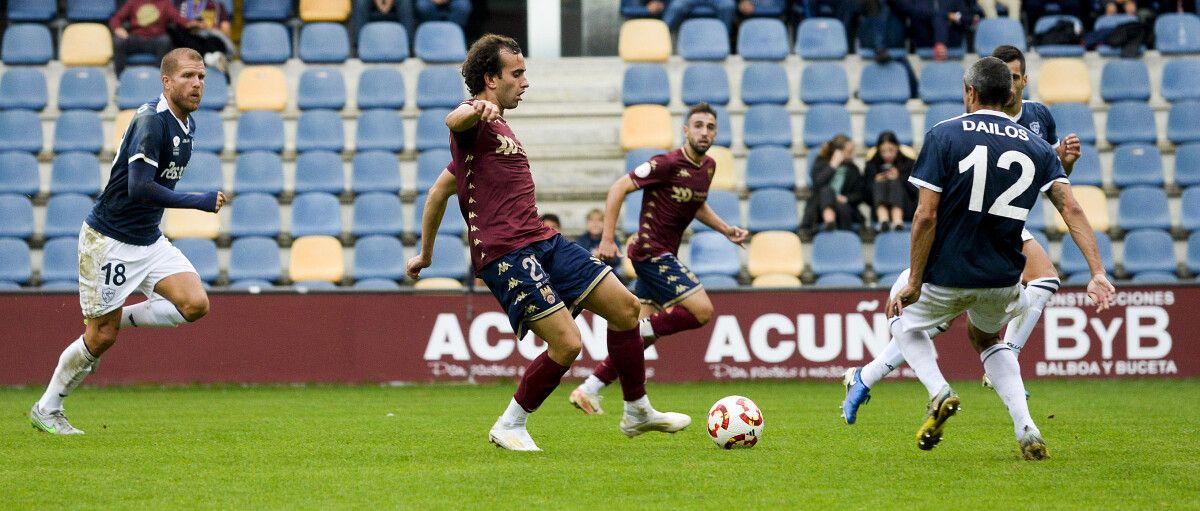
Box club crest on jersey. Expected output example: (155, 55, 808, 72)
(540, 286, 557, 304)
(101, 287, 115, 303)
(173, 136, 180, 147)
(1029, 121, 1041, 135)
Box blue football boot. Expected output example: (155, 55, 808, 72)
(841, 367, 871, 425)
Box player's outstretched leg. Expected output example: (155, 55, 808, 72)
(31, 308, 120, 435)
(979, 342, 1047, 460)
(916, 384, 960, 451)
(985, 238, 1059, 390)
(490, 309, 580, 452)
(842, 321, 952, 425)
(891, 310, 959, 450)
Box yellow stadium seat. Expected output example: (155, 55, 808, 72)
(619, 19, 671, 62)
(112, 109, 135, 154)
(289, 235, 345, 283)
(414, 278, 464, 289)
(61, 23, 113, 66)
(1037, 58, 1091, 105)
(708, 146, 737, 191)
(1050, 185, 1109, 233)
(300, 0, 351, 21)
(236, 66, 288, 112)
(752, 274, 802, 288)
(164, 208, 221, 239)
(747, 231, 803, 278)
(621, 105, 673, 151)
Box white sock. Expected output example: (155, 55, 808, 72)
(981, 344, 1039, 439)
(624, 394, 651, 418)
(891, 320, 948, 399)
(1004, 278, 1059, 355)
(499, 398, 528, 428)
(37, 336, 97, 412)
(860, 338, 906, 387)
(121, 297, 187, 328)
(639, 318, 656, 341)
(580, 374, 606, 394)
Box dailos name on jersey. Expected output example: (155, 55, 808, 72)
(960, 119, 1031, 141)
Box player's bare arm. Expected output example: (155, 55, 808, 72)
(407, 169, 457, 279)
(1056, 133, 1081, 174)
(598, 174, 638, 261)
(694, 203, 747, 247)
(889, 187, 941, 318)
(445, 100, 501, 132)
(1045, 181, 1115, 311)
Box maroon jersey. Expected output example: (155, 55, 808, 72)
(448, 110, 556, 271)
(626, 148, 715, 261)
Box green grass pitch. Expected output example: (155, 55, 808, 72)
(2, 379, 1198, 509)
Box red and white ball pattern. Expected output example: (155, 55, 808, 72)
(707, 395, 764, 449)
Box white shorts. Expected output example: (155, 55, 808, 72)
(1020, 228, 1033, 243)
(890, 268, 1026, 336)
(78, 224, 197, 318)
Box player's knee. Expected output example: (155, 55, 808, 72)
(609, 295, 641, 331)
(88, 324, 119, 351)
(178, 295, 210, 322)
(690, 302, 714, 326)
(551, 336, 582, 363)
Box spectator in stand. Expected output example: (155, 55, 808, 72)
(574, 208, 622, 273)
(888, 0, 978, 60)
(978, 0, 1020, 19)
(1024, 0, 1084, 26)
(661, 0, 736, 31)
(415, 0, 471, 27)
(737, 0, 786, 18)
(804, 134, 865, 234)
(540, 213, 562, 231)
(863, 131, 916, 232)
(1105, 0, 1138, 15)
(173, 0, 235, 74)
(352, 0, 415, 41)
(110, 0, 201, 76)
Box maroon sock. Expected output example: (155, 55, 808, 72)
(513, 352, 570, 412)
(648, 307, 703, 337)
(606, 327, 647, 402)
(592, 358, 619, 385)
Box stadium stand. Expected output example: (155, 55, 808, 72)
(228, 237, 283, 284)
(244, 0, 291, 21)
(1156, 13, 1200, 55)
(1117, 187, 1171, 232)
(117, 67, 160, 109)
(803, 103, 851, 148)
(0, 152, 39, 196)
(621, 190, 642, 235)
(1167, 101, 1200, 145)
(416, 108, 452, 151)
(294, 151, 345, 195)
(355, 279, 402, 290)
(816, 273, 864, 287)
(356, 109, 406, 153)
(415, 149, 450, 193)
(228, 193, 282, 239)
(417, 67, 467, 109)
(356, 68, 406, 109)
(1189, 233, 1200, 273)
(237, 66, 289, 112)
(872, 231, 910, 277)
(1033, 15, 1085, 57)
(795, 18, 847, 60)
(736, 18, 789, 61)
(234, 151, 285, 195)
(60, 23, 112, 66)
(295, 110, 346, 153)
(414, 22, 468, 63)
(1176, 144, 1200, 188)
(0, 109, 42, 153)
(619, 19, 671, 62)
(1048, 103, 1097, 145)
(691, 190, 740, 233)
(708, 146, 737, 191)
(0, 68, 47, 111)
(698, 274, 740, 289)
(240, 23, 291, 64)
(682, 64, 730, 106)
(0, 195, 34, 239)
(1100, 60, 1151, 103)
(177, 151, 223, 193)
(419, 234, 468, 281)
(54, 110, 103, 154)
(811, 231, 865, 278)
(412, 194, 466, 236)
(164, 208, 221, 240)
(56, 67, 107, 110)
(43, 194, 93, 239)
(1060, 231, 1115, 276)
(1026, 197, 1048, 234)
(9, 0, 56, 21)
(289, 236, 346, 284)
(358, 22, 409, 63)
(621, 105, 673, 150)
(1052, 186, 1109, 233)
(864, 104, 914, 146)
(351, 151, 402, 194)
(1182, 187, 1200, 233)
(297, 68, 347, 110)
(1111, 143, 1164, 188)
(351, 192, 404, 237)
(51, 152, 101, 196)
(2, 24, 53, 65)
(622, 64, 670, 106)
(799, 62, 848, 105)
(919, 62, 964, 104)
(1161, 59, 1200, 102)
(236, 112, 286, 153)
(1105, 101, 1157, 146)
(1069, 144, 1104, 187)
(290, 192, 344, 237)
(741, 63, 789, 105)
(745, 146, 795, 191)
(743, 104, 792, 148)
(66, 0, 116, 21)
(174, 238, 220, 283)
(1038, 59, 1091, 104)
(1095, 14, 1143, 57)
(300, 0, 350, 21)
(0, 238, 32, 285)
(40, 237, 79, 284)
(923, 102, 965, 132)
(1123, 229, 1177, 277)
(974, 17, 1025, 56)
(858, 62, 909, 104)
(678, 19, 729, 61)
(748, 189, 800, 233)
(353, 235, 406, 282)
(299, 23, 351, 63)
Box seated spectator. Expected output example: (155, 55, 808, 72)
(1105, 0, 1137, 15)
(1024, 0, 1083, 25)
(173, 0, 235, 74)
(110, 0, 201, 76)
(416, 0, 471, 27)
(978, 0, 1020, 19)
(574, 208, 622, 272)
(863, 131, 916, 232)
(662, 0, 736, 31)
(888, 0, 978, 60)
(738, 0, 786, 18)
(803, 134, 865, 234)
(540, 213, 561, 231)
(352, 0, 415, 40)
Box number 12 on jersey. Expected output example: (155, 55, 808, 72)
(958, 145, 1036, 221)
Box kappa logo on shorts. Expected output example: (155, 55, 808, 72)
(515, 292, 528, 302)
(101, 287, 116, 303)
(540, 286, 557, 305)
(497, 262, 512, 275)
(659, 265, 669, 274)
(675, 284, 688, 294)
(667, 275, 680, 283)
(508, 278, 520, 290)
(526, 304, 539, 314)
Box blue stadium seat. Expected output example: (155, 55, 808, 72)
(803, 104, 851, 148)
(354, 235, 406, 281)
(859, 62, 909, 104)
(1155, 13, 1200, 55)
(355, 278, 401, 290)
(622, 189, 643, 235)
(414, 22, 467, 63)
(1175, 143, 1200, 188)
(417, 67, 466, 109)
(43, 194, 92, 238)
(51, 152, 100, 196)
(0, 238, 31, 284)
(678, 18, 729, 60)
(299, 23, 350, 63)
(294, 151, 345, 195)
(1130, 271, 1179, 284)
(1168, 101, 1200, 145)
(9, 0, 56, 20)
(1060, 231, 1115, 276)
(699, 274, 740, 289)
(1027, 228, 1050, 253)
(176, 151, 222, 193)
(1111, 143, 1163, 188)
(2, 24, 53, 65)
(741, 63, 789, 105)
(924, 102, 965, 132)
(864, 104, 914, 146)
(622, 64, 670, 106)
(748, 189, 799, 232)
(688, 231, 740, 277)
(624, 148, 663, 173)
(66, 0, 115, 21)
(233, 151, 284, 195)
(351, 150, 402, 194)
(173, 238, 219, 284)
(54, 110, 103, 154)
(351, 192, 404, 237)
(228, 193, 281, 238)
(297, 68, 347, 110)
(413, 193, 466, 236)
(743, 105, 792, 148)
(417, 149, 452, 193)
(974, 18, 1025, 56)
(1161, 59, 1200, 103)
(919, 62, 964, 104)
(228, 237, 282, 283)
(737, 18, 789, 61)
(1048, 103, 1096, 145)
(1105, 101, 1156, 146)
(421, 234, 468, 280)
(1100, 60, 1150, 103)
(358, 22, 409, 63)
(0, 110, 42, 153)
(116, 67, 159, 109)
(40, 237, 79, 283)
(56, 67, 107, 111)
(294, 280, 338, 290)
(872, 231, 910, 276)
(236, 111, 285, 153)
(1026, 197, 1048, 234)
(1069, 144, 1103, 187)
(682, 64, 730, 106)
(290, 192, 343, 237)
(795, 18, 847, 60)
(240, 23, 291, 64)
(1095, 14, 1142, 57)
(356, 109, 405, 153)
(0, 152, 39, 196)
(357, 68, 406, 109)
(690, 190, 740, 233)
(816, 273, 864, 287)
(812, 231, 864, 276)
(416, 108, 452, 152)
(745, 146, 795, 191)
(1189, 232, 1200, 273)
(710, 104, 732, 147)
(191, 109, 225, 153)
(800, 62, 848, 104)
(1117, 186, 1170, 232)
(200, 68, 229, 110)
(0, 195, 33, 239)
(295, 110, 345, 153)
(0, 68, 46, 111)
(1034, 15, 1085, 57)
(244, 0, 290, 21)
(1123, 229, 1176, 276)
(1183, 187, 1200, 232)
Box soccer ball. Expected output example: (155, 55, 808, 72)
(707, 395, 764, 449)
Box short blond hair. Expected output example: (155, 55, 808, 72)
(161, 47, 203, 78)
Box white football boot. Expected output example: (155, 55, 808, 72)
(488, 417, 541, 452)
(619, 401, 692, 438)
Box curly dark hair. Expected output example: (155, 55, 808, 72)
(462, 34, 523, 97)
